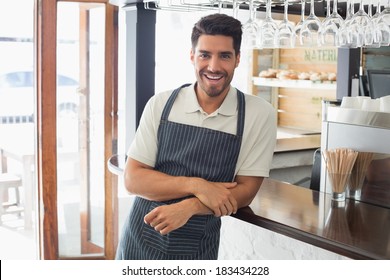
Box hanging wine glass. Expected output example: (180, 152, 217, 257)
(232, 0, 242, 19)
(349, 0, 375, 47)
(376, 1, 390, 46)
(376, 0, 390, 46)
(320, 0, 344, 46)
(381, 0, 390, 24)
(339, 0, 356, 48)
(242, 0, 259, 49)
(275, 0, 295, 48)
(294, 0, 306, 47)
(299, 0, 322, 47)
(217, 0, 224, 13)
(258, 0, 278, 48)
(366, 0, 382, 48)
(323, 0, 332, 23)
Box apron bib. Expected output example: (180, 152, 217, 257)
(116, 84, 245, 260)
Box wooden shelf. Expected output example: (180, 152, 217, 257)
(253, 77, 337, 90)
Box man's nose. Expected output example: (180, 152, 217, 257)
(207, 57, 221, 72)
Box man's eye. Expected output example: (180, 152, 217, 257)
(200, 53, 209, 58)
(221, 54, 231, 59)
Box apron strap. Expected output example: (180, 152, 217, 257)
(235, 89, 245, 138)
(161, 84, 191, 121)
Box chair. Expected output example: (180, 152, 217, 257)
(309, 148, 322, 191)
(292, 148, 322, 189)
(0, 173, 24, 225)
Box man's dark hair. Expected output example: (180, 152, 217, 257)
(191, 13, 242, 56)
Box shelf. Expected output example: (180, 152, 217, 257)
(253, 77, 337, 90)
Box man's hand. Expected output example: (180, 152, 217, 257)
(191, 178, 238, 217)
(144, 200, 194, 235)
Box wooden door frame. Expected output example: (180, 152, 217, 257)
(34, 0, 118, 260)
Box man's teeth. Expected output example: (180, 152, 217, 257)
(206, 75, 222, 80)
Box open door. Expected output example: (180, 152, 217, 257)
(35, 0, 118, 259)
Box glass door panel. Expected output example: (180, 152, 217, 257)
(56, 2, 105, 257)
(0, 0, 37, 260)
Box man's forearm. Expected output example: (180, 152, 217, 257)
(230, 176, 264, 210)
(124, 158, 198, 201)
(184, 197, 214, 216)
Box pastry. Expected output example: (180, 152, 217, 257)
(298, 72, 310, 80)
(328, 72, 337, 81)
(259, 69, 277, 78)
(310, 72, 321, 81)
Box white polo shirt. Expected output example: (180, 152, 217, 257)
(128, 84, 277, 178)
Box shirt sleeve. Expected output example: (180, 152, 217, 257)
(235, 96, 277, 177)
(127, 96, 160, 168)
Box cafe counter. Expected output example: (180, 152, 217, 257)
(219, 178, 390, 260)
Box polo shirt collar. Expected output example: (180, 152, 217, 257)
(185, 83, 237, 116)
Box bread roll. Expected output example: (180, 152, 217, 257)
(298, 72, 310, 80)
(328, 72, 337, 81)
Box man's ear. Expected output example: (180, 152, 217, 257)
(190, 48, 195, 64)
(235, 53, 241, 68)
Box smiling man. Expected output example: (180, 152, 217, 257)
(193, 35, 236, 91)
(116, 13, 277, 260)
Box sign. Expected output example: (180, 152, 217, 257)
(304, 49, 338, 63)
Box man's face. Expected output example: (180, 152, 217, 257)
(190, 35, 240, 98)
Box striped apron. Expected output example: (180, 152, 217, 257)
(116, 84, 245, 260)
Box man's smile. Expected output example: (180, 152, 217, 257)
(203, 73, 225, 83)
(204, 73, 223, 80)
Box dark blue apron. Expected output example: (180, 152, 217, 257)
(116, 84, 245, 260)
